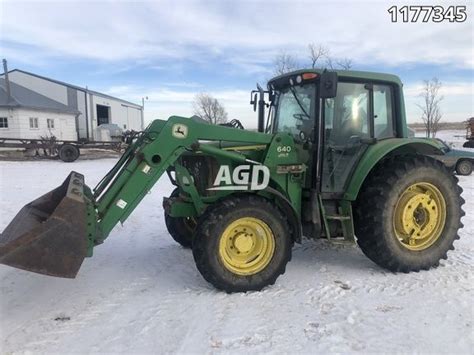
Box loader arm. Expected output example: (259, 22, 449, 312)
(0, 116, 275, 278)
(92, 117, 273, 243)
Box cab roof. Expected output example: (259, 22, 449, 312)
(268, 69, 403, 88)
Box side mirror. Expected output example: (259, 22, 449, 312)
(319, 71, 338, 98)
(252, 93, 257, 112)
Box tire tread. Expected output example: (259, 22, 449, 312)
(193, 194, 292, 292)
(354, 154, 464, 272)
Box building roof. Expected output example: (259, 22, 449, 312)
(2, 69, 142, 109)
(0, 78, 79, 114)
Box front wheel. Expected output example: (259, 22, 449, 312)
(192, 195, 292, 292)
(354, 155, 464, 272)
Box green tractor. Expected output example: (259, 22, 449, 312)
(0, 69, 465, 292)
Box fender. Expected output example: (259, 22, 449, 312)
(344, 138, 445, 201)
(260, 187, 303, 243)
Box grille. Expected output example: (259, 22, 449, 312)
(179, 155, 219, 196)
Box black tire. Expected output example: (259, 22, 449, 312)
(164, 189, 196, 248)
(58, 144, 80, 162)
(456, 160, 472, 176)
(354, 155, 464, 272)
(193, 194, 292, 292)
(463, 140, 474, 148)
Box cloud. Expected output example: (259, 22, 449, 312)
(103, 84, 257, 127)
(404, 81, 474, 122)
(1, 0, 472, 71)
(1, 0, 471, 125)
(162, 81, 203, 89)
(404, 82, 474, 97)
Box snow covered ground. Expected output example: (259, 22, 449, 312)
(0, 130, 472, 354)
(416, 129, 470, 150)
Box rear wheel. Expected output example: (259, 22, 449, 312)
(354, 155, 464, 272)
(193, 195, 292, 292)
(164, 189, 196, 248)
(456, 160, 472, 176)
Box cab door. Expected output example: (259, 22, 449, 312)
(321, 81, 395, 194)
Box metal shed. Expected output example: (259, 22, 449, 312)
(0, 69, 143, 141)
(0, 78, 79, 140)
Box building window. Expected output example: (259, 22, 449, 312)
(0, 117, 8, 129)
(47, 119, 55, 129)
(29, 117, 39, 129)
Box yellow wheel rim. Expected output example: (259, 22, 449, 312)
(219, 217, 275, 276)
(393, 182, 446, 251)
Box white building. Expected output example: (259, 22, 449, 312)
(0, 69, 143, 141)
(0, 78, 79, 140)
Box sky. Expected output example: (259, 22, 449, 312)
(0, 0, 473, 128)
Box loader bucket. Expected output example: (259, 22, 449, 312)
(0, 172, 89, 278)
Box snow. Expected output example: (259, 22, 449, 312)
(1, 131, 473, 354)
(416, 129, 471, 151)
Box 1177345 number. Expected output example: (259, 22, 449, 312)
(388, 5, 467, 23)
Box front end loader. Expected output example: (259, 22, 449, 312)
(0, 69, 465, 292)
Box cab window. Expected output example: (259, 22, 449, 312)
(274, 84, 315, 140)
(322, 82, 370, 193)
(374, 85, 395, 139)
(324, 82, 370, 146)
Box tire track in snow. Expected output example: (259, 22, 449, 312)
(6, 276, 154, 352)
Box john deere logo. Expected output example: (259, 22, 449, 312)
(172, 124, 188, 139)
(208, 165, 270, 191)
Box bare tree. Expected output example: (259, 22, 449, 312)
(308, 43, 353, 70)
(308, 43, 329, 68)
(273, 51, 299, 76)
(193, 93, 228, 124)
(325, 54, 352, 70)
(273, 44, 354, 77)
(336, 57, 353, 70)
(324, 55, 335, 70)
(416, 78, 443, 138)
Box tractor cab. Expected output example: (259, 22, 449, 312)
(253, 69, 404, 195)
